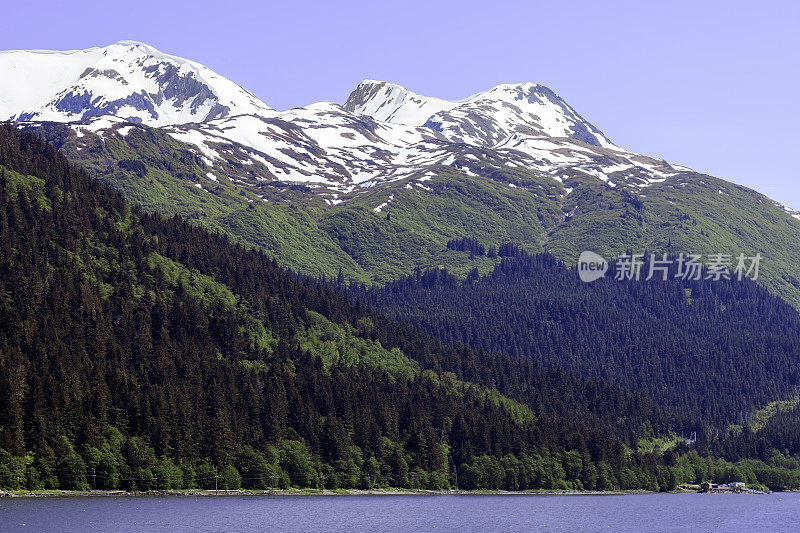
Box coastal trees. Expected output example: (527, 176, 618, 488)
(236, 446, 273, 489)
(55, 438, 88, 491)
(278, 440, 316, 488)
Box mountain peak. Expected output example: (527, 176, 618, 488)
(345, 80, 614, 148)
(343, 80, 456, 126)
(0, 43, 272, 126)
(115, 40, 149, 47)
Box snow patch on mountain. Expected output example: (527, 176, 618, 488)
(343, 80, 458, 126)
(773, 201, 800, 220)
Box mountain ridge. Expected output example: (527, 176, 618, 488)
(1, 42, 694, 200)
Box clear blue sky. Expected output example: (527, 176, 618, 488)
(3, 1, 798, 208)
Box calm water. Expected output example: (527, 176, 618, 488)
(1, 493, 798, 532)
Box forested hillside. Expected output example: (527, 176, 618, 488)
(2, 125, 799, 493)
(0, 124, 682, 492)
(359, 253, 800, 429)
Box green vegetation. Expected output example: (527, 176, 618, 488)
(4, 438, 798, 492)
(320, 167, 561, 281)
(148, 253, 239, 309)
(35, 124, 564, 283)
(636, 434, 683, 455)
(361, 253, 800, 428)
(298, 311, 534, 424)
(0, 165, 52, 210)
(547, 175, 800, 308)
(45, 123, 368, 281)
(747, 396, 800, 433)
(298, 310, 419, 379)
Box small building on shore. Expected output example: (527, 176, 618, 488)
(701, 481, 746, 493)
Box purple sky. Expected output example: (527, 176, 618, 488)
(3, 1, 799, 208)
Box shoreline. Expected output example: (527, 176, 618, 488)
(4, 488, 766, 498)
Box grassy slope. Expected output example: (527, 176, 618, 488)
(298, 311, 535, 424)
(321, 166, 562, 280)
(548, 175, 800, 308)
(58, 126, 369, 280)
(50, 125, 564, 282)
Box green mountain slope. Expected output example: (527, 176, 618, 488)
(29, 121, 800, 309)
(546, 174, 800, 307)
(359, 253, 800, 428)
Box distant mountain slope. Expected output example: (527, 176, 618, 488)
(358, 253, 800, 427)
(4, 44, 682, 194)
(0, 41, 272, 125)
(6, 42, 800, 308)
(30, 118, 800, 309)
(342, 80, 458, 126)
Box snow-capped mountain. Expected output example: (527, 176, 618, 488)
(341, 80, 458, 126)
(59, 98, 688, 201)
(2, 41, 688, 198)
(157, 110, 683, 198)
(344, 80, 615, 148)
(0, 41, 272, 126)
(3, 41, 693, 201)
(162, 103, 447, 190)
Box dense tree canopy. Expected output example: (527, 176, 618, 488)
(360, 253, 800, 429)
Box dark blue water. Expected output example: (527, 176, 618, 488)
(1, 493, 799, 532)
